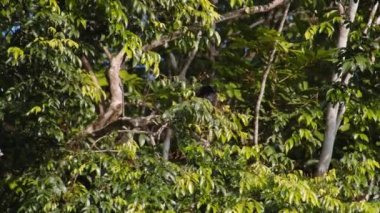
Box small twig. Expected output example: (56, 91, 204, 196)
(90, 135, 108, 149)
(249, 18, 266, 28)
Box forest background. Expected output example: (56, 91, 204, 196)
(0, 0, 379, 212)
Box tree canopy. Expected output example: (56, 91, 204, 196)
(1, 0, 379, 212)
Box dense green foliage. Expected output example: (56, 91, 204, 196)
(1, 0, 379, 212)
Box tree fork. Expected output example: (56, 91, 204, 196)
(85, 49, 125, 135)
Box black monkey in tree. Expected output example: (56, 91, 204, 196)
(196, 85, 217, 106)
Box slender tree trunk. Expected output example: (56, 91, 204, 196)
(315, 0, 360, 176)
(254, 2, 290, 145)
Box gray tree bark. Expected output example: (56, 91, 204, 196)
(162, 128, 173, 160)
(85, 49, 125, 134)
(315, 0, 360, 176)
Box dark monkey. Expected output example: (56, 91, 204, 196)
(196, 85, 217, 105)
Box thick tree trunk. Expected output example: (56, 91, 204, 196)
(315, 0, 359, 176)
(85, 50, 125, 134)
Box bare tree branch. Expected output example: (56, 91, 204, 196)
(85, 49, 125, 134)
(249, 18, 266, 28)
(179, 32, 202, 80)
(253, 2, 290, 146)
(365, 177, 375, 201)
(142, 0, 286, 51)
(364, 1, 379, 35)
(219, 0, 286, 22)
(169, 52, 179, 72)
(119, 114, 159, 127)
(143, 31, 183, 51)
(101, 45, 113, 61)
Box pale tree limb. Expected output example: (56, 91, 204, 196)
(178, 32, 202, 81)
(365, 177, 375, 201)
(169, 52, 179, 72)
(162, 128, 173, 160)
(316, 0, 359, 177)
(101, 45, 113, 61)
(335, 0, 378, 129)
(219, 0, 286, 22)
(363, 1, 379, 35)
(375, 15, 380, 25)
(85, 49, 125, 134)
(143, 31, 183, 51)
(253, 2, 290, 146)
(119, 114, 159, 127)
(249, 18, 266, 28)
(178, 48, 198, 80)
(142, 0, 286, 51)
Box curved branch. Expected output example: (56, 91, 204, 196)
(85, 49, 125, 134)
(142, 0, 286, 51)
(143, 31, 183, 51)
(219, 0, 286, 22)
(179, 32, 202, 80)
(363, 1, 379, 35)
(253, 2, 290, 146)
